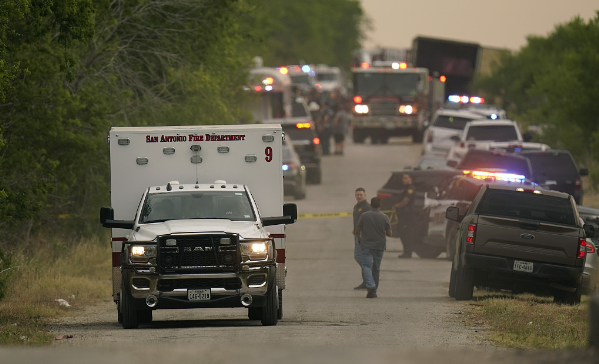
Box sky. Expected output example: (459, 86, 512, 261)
(359, 0, 599, 51)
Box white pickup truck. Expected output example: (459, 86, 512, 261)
(100, 125, 296, 328)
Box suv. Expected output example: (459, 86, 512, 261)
(264, 97, 322, 184)
(520, 150, 588, 204)
(422, 109, 484, 157)
(447, 184, 595, 304)
(446, 119, 525, 165)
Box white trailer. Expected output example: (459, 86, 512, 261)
(100, 124, 296, 328)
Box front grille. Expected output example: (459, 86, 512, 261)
(158, 234, 239, 273)
(158, 278, 241, 291)
(369, 100, 398, 116)
(248, 275, 266, 286)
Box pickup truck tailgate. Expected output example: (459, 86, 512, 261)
(473, 216, 581, 266)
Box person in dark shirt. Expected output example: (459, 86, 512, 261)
(393, 173, 416, 258)
(355, 197, 392, 298)
(352, 187, 371, 289)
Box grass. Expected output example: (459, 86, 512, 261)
(467, 292, 589, 349)
(0, 235, 112, 345)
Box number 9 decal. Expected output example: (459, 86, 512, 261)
(265, 147, 273, 162)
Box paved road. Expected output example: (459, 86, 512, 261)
(3, 137, 543, 363)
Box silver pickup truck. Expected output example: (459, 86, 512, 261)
(446, 184, 595, 304)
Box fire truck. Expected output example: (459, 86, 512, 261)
(351, 61, 445, 144)
(100, 125, 297, 328)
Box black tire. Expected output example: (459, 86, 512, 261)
(277, 289, 283, 320)
(554, 282, 582, 305)
(248, 307, 262, 320)
(449, 262, 457, 298)
(454, 263, 475, 301)
(120, 286, 140, 329)
(117, 300, 123, 324)
(414, 244, 442, 259)
(352, 131, 366, 144)
(412, 129, 424, 143)
(261, 286, 279, 326)
(138, 310, 153, 324)
(379, 135, 389, 144)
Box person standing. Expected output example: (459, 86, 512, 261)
(352, 187, 371, 289)
(332, 102, 350, 155)
(355, 197, 392, 298)
(393, 173, 416, 259)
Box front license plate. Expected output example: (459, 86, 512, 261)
(188, 289, 210, 301)
(513, 260, 534, 273)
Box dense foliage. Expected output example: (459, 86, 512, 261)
(0, 0, 367, 247)
(472, 12, 599, 186)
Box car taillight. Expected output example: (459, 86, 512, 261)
(378, 193, 392, 200)
(313, 137, 320, 145)
(578, 238, 588, 258)
(575, 178, 582, 190)
(466, 224, 476, 244)
(586, 242, 595, 254)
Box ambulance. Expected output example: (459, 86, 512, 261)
(100, 125, 297, 328)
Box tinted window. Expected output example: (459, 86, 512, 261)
(466, 125, 518, 141)
(459, 153, 531, 177)
(476, 189, 576, 226)
(292, 101, 308, 117)
(281, 125, 315, 141)
(524, 152, 578, 178)
(433, 115, 476, 130)
(290, 74, 310, 85)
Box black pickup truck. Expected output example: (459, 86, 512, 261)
(447, 184, 595, 304)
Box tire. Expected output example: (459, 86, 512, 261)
(414, 244, 442, 259)
(277, 289, 283, 320)
(454, 263, 475, 301)
(352, 131, 366, 144)
(554, 281, 582, 305)
(120, 286, 140, 329)
(248, 307, 262, 320)
(449, 261, 457, 298)
(117, 300, 123, 324)
(138, 310, 153, 324)
(261, 285, 279, 326)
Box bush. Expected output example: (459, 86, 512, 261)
(0, 248, 13, 300)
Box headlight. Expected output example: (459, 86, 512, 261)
(128, 244, 157, 263)
(354, 104, 369, 114)
(399, 105, 416, 114)
(240, 240, 271, 261)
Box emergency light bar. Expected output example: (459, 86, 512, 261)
(448, 95, 485, 104)
(296, 123, 311, 129)
(464, 170, 526, 183)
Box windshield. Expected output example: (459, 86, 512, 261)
(290, 74, 310, 85)
(317, 73, 338, 81)
(524, 152, 578, 178)
(466, 125, 518, 141)
(139, 191, 255, 223)
(291, 101, 308, 117)
(476, 189, 576, 226)
(354, 73, 422, 97)
(433, 115, 476, 130)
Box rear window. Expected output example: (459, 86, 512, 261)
(282, 125, 315, 141)
(466, 125, 518, 141)
(524, 152, 578, 178)
(292, 102, 308, 117)
(476, 189, 576, 226)
(459, 153, 531, 177)
(432, 115, 475, 130)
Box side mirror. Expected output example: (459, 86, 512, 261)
(446, 206, 463, 222)
(580, 168, 589, 177)
(99, 206, 134, 229)
(522, 132, 533, 142)
(446, 160, 458, 168)
(450, 135, 461, 142)
(584, 224, 595, 239)
(283, 203, 298, 223)
(263, 203, 298, 226)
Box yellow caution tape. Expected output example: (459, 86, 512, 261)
(298, 210, 394, 219)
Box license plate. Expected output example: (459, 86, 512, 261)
(188, 289, 211, 301)
(513, 260, 533, 273)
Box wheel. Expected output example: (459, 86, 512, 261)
(248, 307, 262, 320)
(277, 289, 283, 320)
(412, 129, 424, 143)
(352, 131, 366, 143)
(454, 263, 475, 301)
(261, 285, 279, 326)
(120, 286, 140, 329)
(138, 310, 153, 324)
(414, 244, 442, 259)
(379, 135, 389, 144)
(554, 281, 582, 305)
(449, 261, 457, 298)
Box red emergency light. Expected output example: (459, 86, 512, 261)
(353, 96, 363, 104)
(399, 62, 407, 69)
(264, 77, 274, 85)
(360, 62, 369, 69)
(440, 75, 446, 82)
(279, 67, 289, 75)
(296, 123, 311, 129)
(254, 86, 262, 92)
